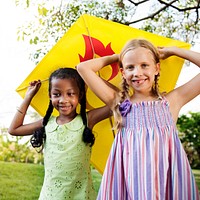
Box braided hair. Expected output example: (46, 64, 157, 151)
(113, 39, 161, 129)
(30, 67, 95, 151)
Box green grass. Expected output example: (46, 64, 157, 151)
(193, 169, 200, 190)
(0, 161, 44, 200)
(0, 161, 199, 199)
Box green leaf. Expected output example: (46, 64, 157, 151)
(38, 5, 48, 16)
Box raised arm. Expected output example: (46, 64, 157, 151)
(77, 54, 119, 108)
(158, 46, 200, 67)
(8, 80, 43, 136)
(87, 105, 112, 130)
(158, 46, 200, 120)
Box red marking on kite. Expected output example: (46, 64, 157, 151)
(79, 35, 119, 81)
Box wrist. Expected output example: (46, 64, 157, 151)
(170, 46, 180, 56)
(108, 54, 119, 63)
(16, 107, 24, 115)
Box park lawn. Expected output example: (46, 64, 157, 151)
(0, 161, 199, 199)
(0, 161, 102, 200)
(193, 169, 200, 191)
(0, 161, 44, 200)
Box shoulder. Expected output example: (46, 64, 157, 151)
(166, 73, 200, 109)
(164, 92, 182, 123)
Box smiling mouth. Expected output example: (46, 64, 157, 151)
(132, 79, 146, 84)
(59, 105, 72, 110)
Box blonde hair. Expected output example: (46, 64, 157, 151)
(113, 39, 161, 129)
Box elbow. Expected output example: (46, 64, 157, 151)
(8, 128, 16, 136)
(8, 126, 20, 136)
(76, 63, 84, 74)
(76, 62, 90, 76)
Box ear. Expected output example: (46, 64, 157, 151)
(120, 68, 126, 79)
(155, 63, 160, 75)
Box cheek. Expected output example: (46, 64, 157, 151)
(51, 101, 57, 110)
(72, 96, 80, 104)
(147, 72, 155, 81)
(146, 71, 152, 76)
(123, 71, 133, 80)
(51, 98, 57, 106)
(146, 69, 157, 77)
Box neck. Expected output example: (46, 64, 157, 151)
(57, 112, 77, 125)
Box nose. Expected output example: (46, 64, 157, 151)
(59, 95, 69, 103)
(133, 66, 142, 76)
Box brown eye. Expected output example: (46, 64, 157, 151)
(53, 93, 60, 97)
(67, 92, 76, 97)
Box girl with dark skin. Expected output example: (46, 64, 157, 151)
(9, 67, 111, 200)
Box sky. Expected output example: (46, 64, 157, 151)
(0, 0, 199, 128)
(0, 0, 36, 127)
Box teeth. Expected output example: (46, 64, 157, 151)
(132, 79, 145, 84)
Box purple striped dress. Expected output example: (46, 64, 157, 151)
(97, 99, 199, 200)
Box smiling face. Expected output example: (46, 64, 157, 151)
(50, 78, 80, 118)
(121, 47, 160, 95)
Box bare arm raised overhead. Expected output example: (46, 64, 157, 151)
(77, 54, 119, 108)
(158, 46, 200, 122)
(8, 80, 43, 136)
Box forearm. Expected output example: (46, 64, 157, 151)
(17, 95, 33, 115)
(77, 54, 119, 73)
(77, 54, 119, 107)
(172, 47, 200, 68)
(88, 105, 112, 129)
(8, 96, 42, 136)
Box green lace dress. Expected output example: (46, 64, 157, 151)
(39, 115, 96, 200)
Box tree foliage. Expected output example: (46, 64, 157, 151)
(140, 0, 200, 44)
(16, 0, 130, 63)
(177, 112, 200, 168)
(15, 0, 200, 63)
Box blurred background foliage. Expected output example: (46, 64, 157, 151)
(15, 0, 200, 63)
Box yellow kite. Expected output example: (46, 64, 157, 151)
(16, 14, 191, 174)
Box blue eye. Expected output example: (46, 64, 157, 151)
(126, 65, 134, 70)
(141, 63, 148, 68)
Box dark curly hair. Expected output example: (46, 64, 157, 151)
(30, 68, 95, 151)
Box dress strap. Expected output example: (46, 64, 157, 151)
(157, 93, 168, 101)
